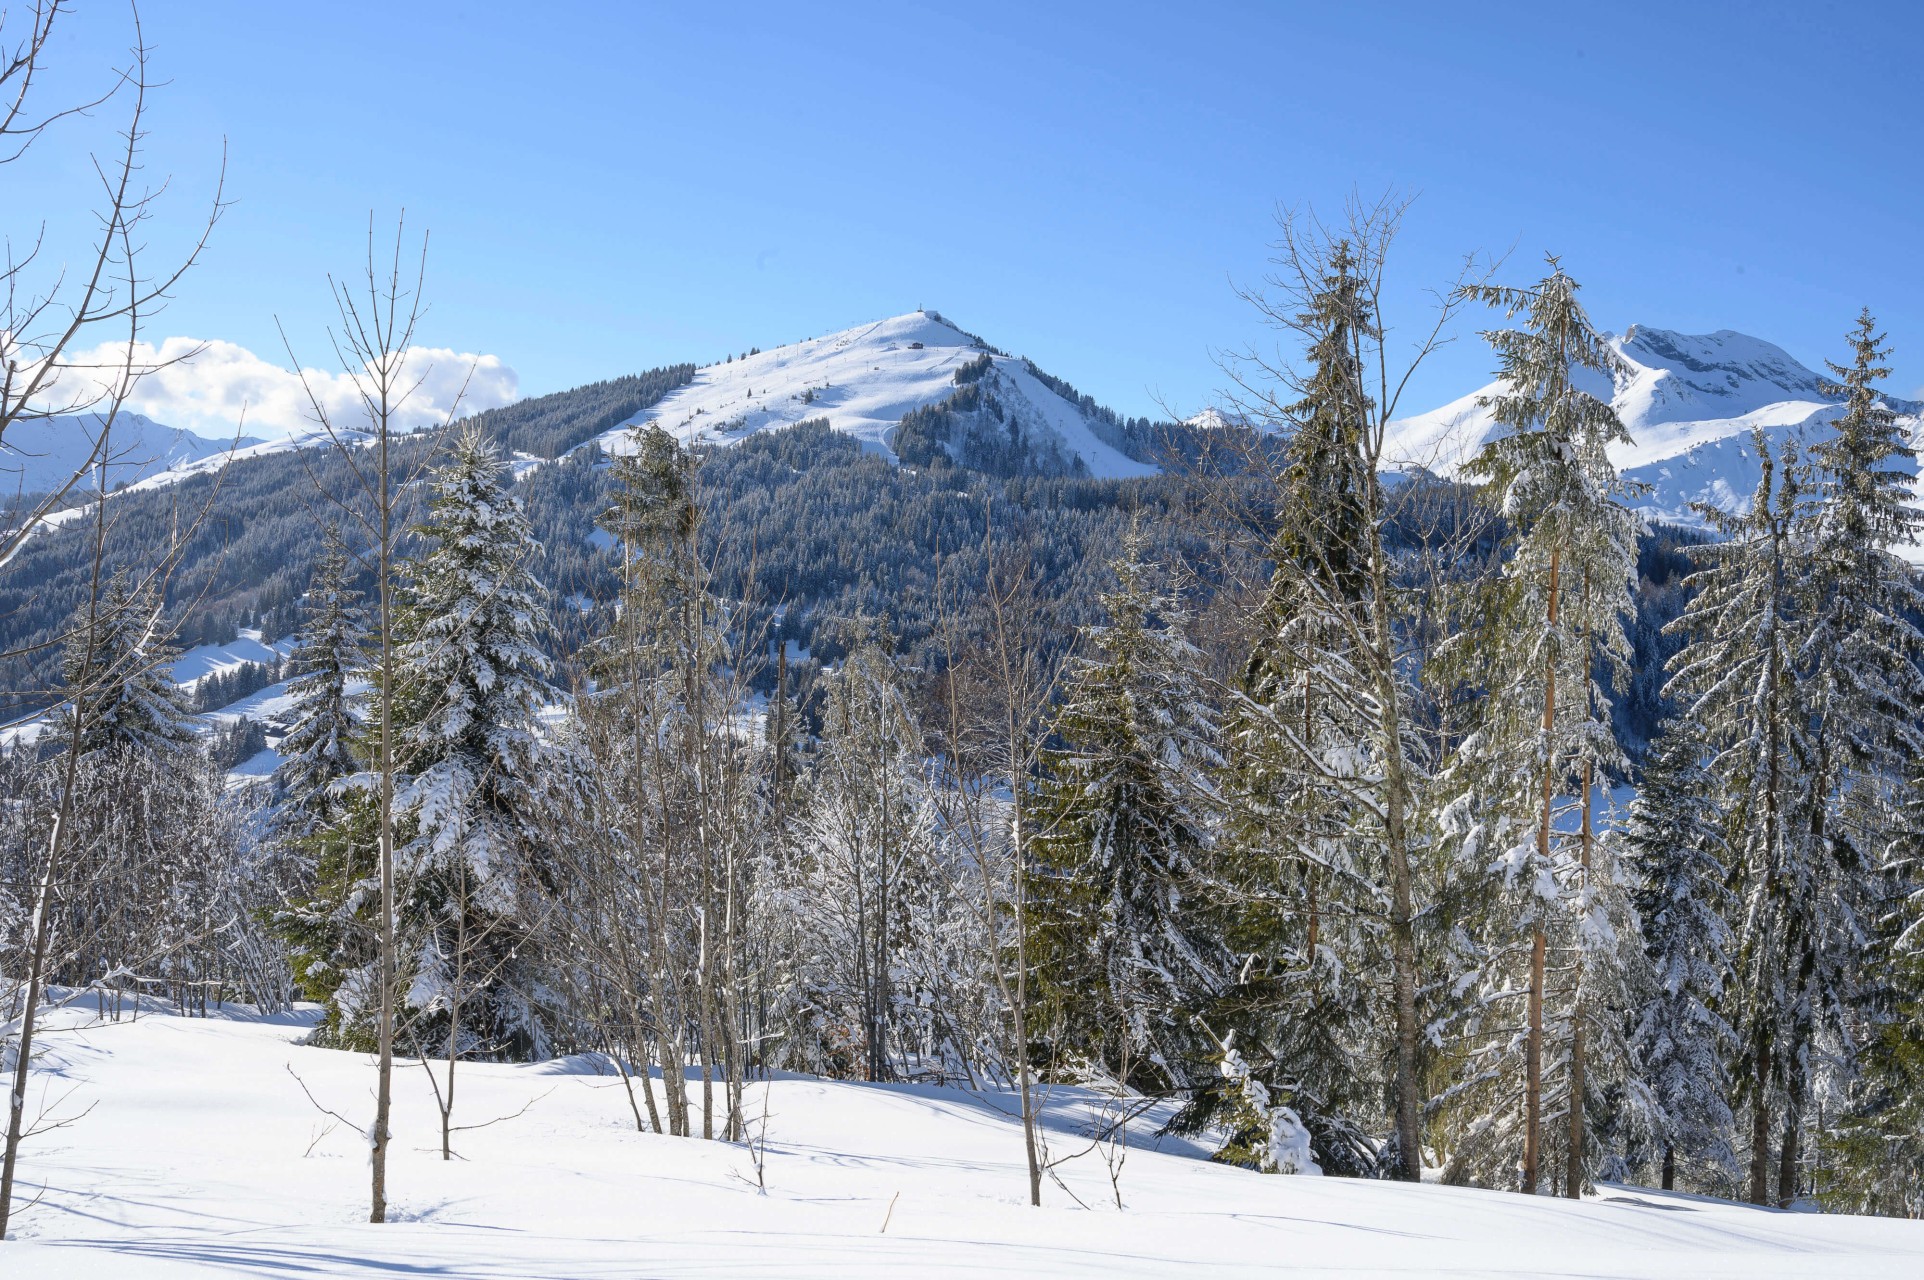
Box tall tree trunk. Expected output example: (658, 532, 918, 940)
(1009, 797, 1043, 1207)
(369, 419, 398, 1224)
(1523, 545, 1562, 1196)
(1366, 516, 1424, 1183)
(1565, 756, 1593, 1199)
(1748, 1043, 1772, 1205)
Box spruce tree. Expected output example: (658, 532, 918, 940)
(271, 536, 377, 1040)
(275, 535, 369, 823)
(1662, 438, 1829, 1205)
(1625, 718, 1736, 1190)
(393, 426, 559, 1061)
(1441, 259, 1644, 1194)
(1206, 243, 1394, 1175)
(55, 568, 195, 759)
(1802, 314, 1924, 1213)
(1031, 537, 1226, 1093)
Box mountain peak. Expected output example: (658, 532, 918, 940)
(596, 312, 1156, 479)
(1612, 326, 1825, 418)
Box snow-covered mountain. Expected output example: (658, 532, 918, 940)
(1, 411, 261, 497)
(1384, 326, 1924, 536)
(594, 311, 1158, 479)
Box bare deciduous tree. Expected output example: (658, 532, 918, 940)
(1, 2, 225, 571)
(279, 216, 475, 1223)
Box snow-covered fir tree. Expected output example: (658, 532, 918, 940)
(1439, 259, 1648, 1195)
(1030, 536, 1227, 1093)
(1801, 313, 1924, 1211)
(54, 568, 196, 759)
(1204, 243, 1396, 1176)
(274, 534, 368, 823)
(1624, 719, 1736, 1192)
(270, 538, 380, 1041)
(1661, 438, 1834, 1206)
(390, 426, 560, 1062)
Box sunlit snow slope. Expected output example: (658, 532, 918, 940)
(1385, 326, 1924, 548)
(12, 1004, 1924, 1277)
(597, 311, 1157, 479)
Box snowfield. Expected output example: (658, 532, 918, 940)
(7, 1006, 1921, 1277)
(595, 311, 1158, 480)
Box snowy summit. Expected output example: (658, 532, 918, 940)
(596, 311, 1158, 479)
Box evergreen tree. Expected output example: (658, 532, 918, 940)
(1805, 315, 1924, 1212)
(55, 568, 195, 759)
(1031, 537, 1226, 1092)
(1440, 259, 1645, 1194)
(393, 426, 559, 1061)
(275, 535, 369, 823)
(271, 537, 377, 1042)
(1662, 438, 1832, 1205)
(1625, 718, 1736, 1191)
(1202, 244, 1394, 1175)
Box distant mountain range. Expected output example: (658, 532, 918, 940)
(2, 411, 262, 498)
(18, 317, 1921, 554)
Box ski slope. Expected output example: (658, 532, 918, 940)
(596, 311, 1158, 479)
(1385, 326, 1924, 551)
(7, 1004, 1920, 1277)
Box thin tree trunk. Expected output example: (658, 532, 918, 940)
(442, 900, 464, 1162)
(370, 404, 398, 1224)
(0, 800, 75, 1239)
(1367, 515, 1424, 1183)
(1009, 797, 1043, 1207)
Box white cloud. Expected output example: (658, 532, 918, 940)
(51, 336, 518, 440)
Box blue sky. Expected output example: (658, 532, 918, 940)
(20, 0, 1924, 434)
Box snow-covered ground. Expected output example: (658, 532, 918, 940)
(7, 1005, 1920, 1277)
(1386, 325, 1924, 556)
(2, 630, 301, 764)
(169, 629, 296, 690)
(595, 311, 1157, 479)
